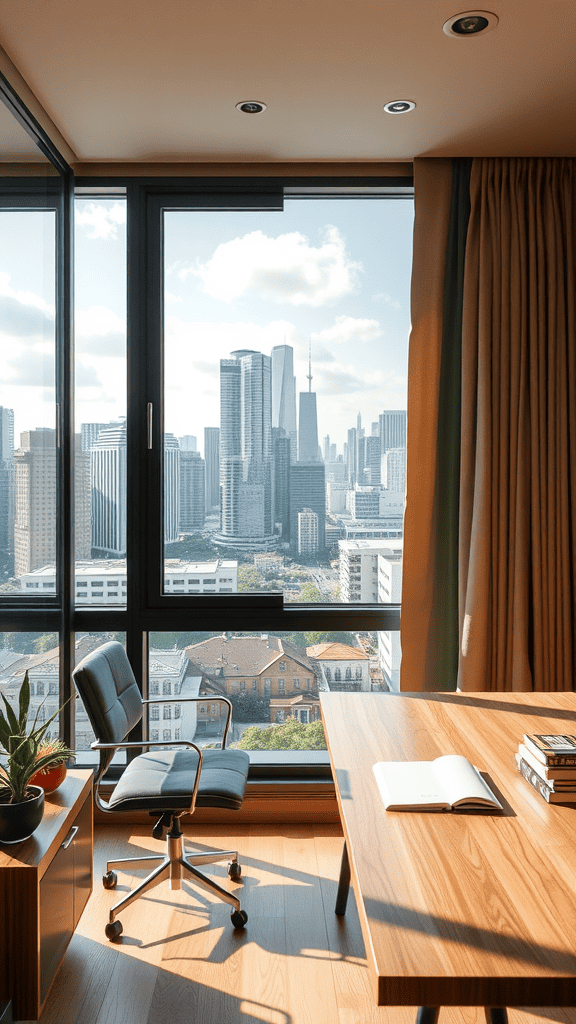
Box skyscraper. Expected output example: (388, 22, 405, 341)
(0, 407, 14, 558)
(298, 392, 320, 462)
(91, 423, 179, 555)
(346, 427, 357, 485)
(271, 344, 297, 461)
(91, 423, 127, 557)
(272, 427, 291, 542)
(379, 410, 407, 456)
(14, 429, 89, 576)
(383, 447, 407, 494)
(216, 349, 276, 550)
(164, 433, 180, 544)
(298, 342, 320, 462)
(81, 422, 117, 454)
(363, 433, 381, 485)
(298, 508, 319, 554)
(204, 426, 220, 510)
(290, 462, 325, 552)
(180, 450, 205, 531)
(14, 428, 56, 577)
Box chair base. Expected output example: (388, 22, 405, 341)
(104, 831, 244, 931)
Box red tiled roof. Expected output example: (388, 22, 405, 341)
(306, 643, 368, 661)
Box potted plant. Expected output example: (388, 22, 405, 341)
(30, 739, 74, 794)
(0, 672, 74, 844)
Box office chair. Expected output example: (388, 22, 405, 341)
(72, 641, 249, 941)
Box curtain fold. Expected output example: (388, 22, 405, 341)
(401, 157, 576, 693)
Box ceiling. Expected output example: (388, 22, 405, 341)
(0, 100, 48, 161)
(0, 0, 575, 167)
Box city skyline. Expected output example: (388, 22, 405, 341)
(0, 198, 413, 449)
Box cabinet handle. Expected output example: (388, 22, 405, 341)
(61, 825, 79, 850)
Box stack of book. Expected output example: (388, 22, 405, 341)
(516, 734, 576, 803)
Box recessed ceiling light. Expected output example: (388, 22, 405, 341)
(235, 101, 267, 114)
(443, 11, 499, 36)
(383, 100, 416, 114)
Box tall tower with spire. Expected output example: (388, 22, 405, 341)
(298, 340, 320, 462)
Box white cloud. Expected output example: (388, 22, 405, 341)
(373, 291, 402, 311)
(179, 226, 361, 306)
(75, 202, 126, 240)
(75, 305, 125, 339)
(311, 315, 382, 346)
(0, 271, 54, 318)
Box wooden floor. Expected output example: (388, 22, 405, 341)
(25, 825, 576, 1024)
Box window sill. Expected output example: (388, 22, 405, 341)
(94, 774, 339, 826)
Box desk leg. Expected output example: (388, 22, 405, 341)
(335, 841, 351, 916)
(485, 1010, 508, 1024)
(416, 1008, 439, 1024)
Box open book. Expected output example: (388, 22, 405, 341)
(372, 754, 503, 811)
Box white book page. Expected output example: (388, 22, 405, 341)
(372, 759, 450, 810)
(372, 755, 502, 811)
(432, 754, 502, 809)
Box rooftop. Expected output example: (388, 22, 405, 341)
(307, 643, 368, 661)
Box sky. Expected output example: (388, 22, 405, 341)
(0, 197, 413, 453)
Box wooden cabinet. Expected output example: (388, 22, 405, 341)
(0, 770, 93, 1021)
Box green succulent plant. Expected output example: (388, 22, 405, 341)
(0, 672, 74, 804)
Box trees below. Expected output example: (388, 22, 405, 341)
(231, 718, 327, 750)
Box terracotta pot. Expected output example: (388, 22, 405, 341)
(29, 761, 67, 794)
(0, 786, 45, 844)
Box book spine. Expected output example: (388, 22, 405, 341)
(523, 739, 576, 766)
(517, 757, 556, 802)
(517, 744, 576, 781)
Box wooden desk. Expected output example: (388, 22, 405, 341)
(320, 691, 576, 1013)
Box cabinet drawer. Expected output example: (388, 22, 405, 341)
(39, 832, 75, 1002)
(39, 788, 93, 1004)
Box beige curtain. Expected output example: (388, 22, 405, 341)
(459, 158, 576, 691)
(401, 157, 576, 692)
(400, 159, 453, 691)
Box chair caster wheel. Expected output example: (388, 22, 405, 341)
(102, 871, 117, 889)
(231, 909, 248, 929)
(105, 920, 123, 941)
(228, 860, 242, 880)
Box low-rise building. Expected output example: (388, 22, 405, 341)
(19, 558, 238, 602)
(185, 633, 316, 701)
(307, 642, 370, 691)
(269, 693, 322, 724)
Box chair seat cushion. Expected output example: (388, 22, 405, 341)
(107, 747, 250, 812)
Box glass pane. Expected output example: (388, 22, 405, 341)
(0, 631, 61, 740)
(163, 198, 411, 603)
(74, 197, 127, 605)
(0, 208, 56, 595)
(148, 628, 398, 753)
(73, 632, 126, 764)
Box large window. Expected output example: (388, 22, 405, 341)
(0, 74, 411, 768)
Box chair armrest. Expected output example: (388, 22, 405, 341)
(142, 695, 233, 748)
(90, 739, 204, 814)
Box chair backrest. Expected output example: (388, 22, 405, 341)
(73, 641, 143, 745)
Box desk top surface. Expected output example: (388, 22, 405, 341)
(320, 691, 576, 1006)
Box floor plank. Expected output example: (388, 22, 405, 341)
(23, 825, 576, 1024)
